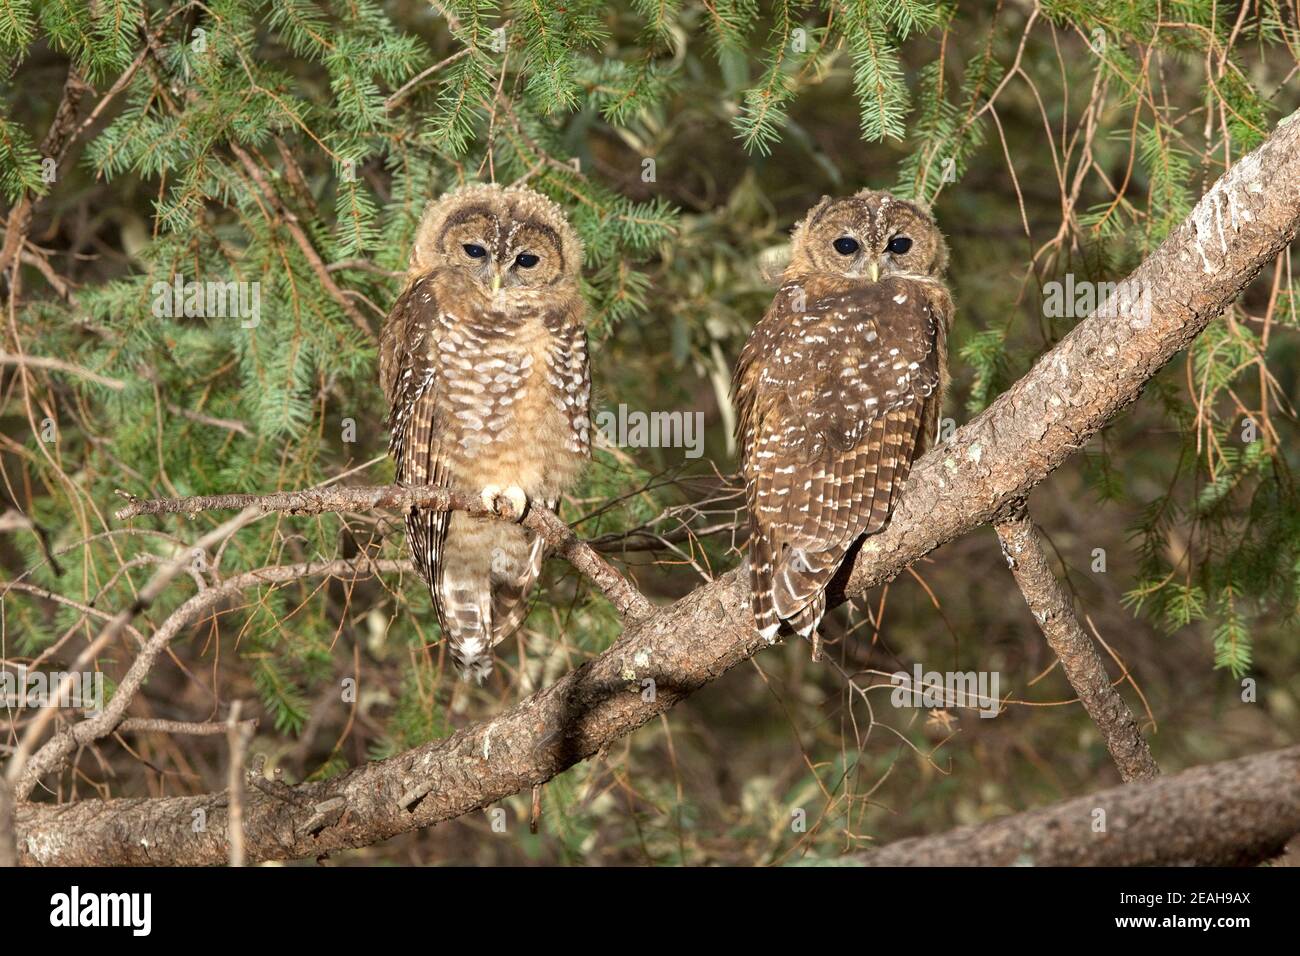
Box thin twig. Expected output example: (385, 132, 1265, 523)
(0, 353, 126, 391)
(226, 702, 252, 867)
(117, 717, 258, 737)
(227, 142, 375, 341)
(114, 483, 653, 621)
(385, 47, 473, 110)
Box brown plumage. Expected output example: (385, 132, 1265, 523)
(732, 189, 953, 653)
(379, 183, 590, 682)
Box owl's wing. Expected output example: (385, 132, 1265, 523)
(381, 273, 455, 633)
(540, 300, 593, 460)
(735, 277, 947, 640)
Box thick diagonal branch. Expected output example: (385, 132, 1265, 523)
(13, 110, 1300, 866)
(995, 506, 1160, 782)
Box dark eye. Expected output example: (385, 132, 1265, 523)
(463, 243, 487, 259)
(833, 237, 859, 256)
(515, 253, 539, 269)
(886, 236, 913, 254)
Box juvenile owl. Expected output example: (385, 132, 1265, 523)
(733, 189, 953, 654)
(379, 183, 590, 682)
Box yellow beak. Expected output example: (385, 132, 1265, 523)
(868, 261, 880, 283)
(490, 271, 502, 293)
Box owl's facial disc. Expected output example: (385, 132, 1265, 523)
(439, 210, 567, 295)
(439, 210, 501, 290)
(876, 209, 932, 278)
(800, 192, 942, 281)
(500, 220, 566, 290)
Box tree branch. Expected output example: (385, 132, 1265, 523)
(0, 778, 15, 868)
(116, 717, 258, 737)
(12, 109, 1300, 866)
(8, 556, 407, 800)
(858, 745, 1300, 866)
(228, 141, 375, 341)
(995, 504, 1160, 782)
(0, 66, 91, 279)
(113, 484, 652, 621)
(226, 702, 251, 868)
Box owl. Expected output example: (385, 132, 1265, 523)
(732, 189, 953, 655)
(379, 183, 591, 682)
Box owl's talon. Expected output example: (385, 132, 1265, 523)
(499, 485, 528, 521)
(479, 484, 527, 521)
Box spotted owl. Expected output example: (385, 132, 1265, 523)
(732, 189, 953, 652)
(379, 183, 591, 682)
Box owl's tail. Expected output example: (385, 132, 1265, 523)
(750, 529, 833, 644)
(406, 507, 493, 683)
(488, 530, 546, 647)
(772, 547, 836, 658)
(439, 575, 495, 683)
(426, 514, 545, 684)
(785, 590, 827, 659)
(747, 531, 781, 644)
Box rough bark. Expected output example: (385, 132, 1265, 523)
(860, 745, 1300, 866)
(11, 110, 1300, 866)
(0, 779, 16, 868)
(995, 505, 1160, 782)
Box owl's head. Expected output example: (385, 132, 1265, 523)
(787, 189, 948, 282)
(409, 182, 583, 295)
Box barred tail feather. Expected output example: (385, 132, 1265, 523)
(406, 504, 497, 682)
(441, 577, 495, 683)
(748, 531, 780, 643)
(405, 507, 447, 624)
(786, 591, 826, 657)
(430, 515, 499, 684)
(772, 547, 838, 619)
(490, 531, 546, 645)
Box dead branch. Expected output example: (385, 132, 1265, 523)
(0, 66, 91, 280)
(8, 556, 408, 800)
(115, 718, 259, 737)
(228, 142, 375, 341)
(995, 504, 1160, 782)
(226, 702, 252, 868)
(859, 745, 1300, 866)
